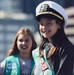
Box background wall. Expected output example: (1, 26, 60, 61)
(0, 0, 74, 62)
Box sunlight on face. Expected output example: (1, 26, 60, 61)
(38, 17, 60, 39)
(17, 33, 32, 55)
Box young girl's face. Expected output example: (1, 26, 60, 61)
(17, 33, 32, 55)
(38, 17, 60, 39)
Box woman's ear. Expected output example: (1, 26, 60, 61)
(57, 23, 60, 29)
(58, 25, 61, 29)
(57, 22, 61, 29)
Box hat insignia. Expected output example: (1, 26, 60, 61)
(39, 4, 50, 12)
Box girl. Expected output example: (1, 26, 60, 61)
(32, 1, 74, 75)
(0, 27, 37, 75)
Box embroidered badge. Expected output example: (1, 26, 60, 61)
(34, 58, 45, 75)
(41, 62, 48, 70)
(43, 69, 52, 75)
(7, 62, 16, 69)
(34, 67, 41, 75)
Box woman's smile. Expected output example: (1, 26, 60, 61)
(21, 45, 28, 50)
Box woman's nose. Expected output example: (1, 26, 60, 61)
(22, 41, 26, 44)
(42, 25, 46, 29)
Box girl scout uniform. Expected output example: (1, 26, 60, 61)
(4, 55, 34, 75)
(32, 47, 56, 75)
(32, 1, 74, 75)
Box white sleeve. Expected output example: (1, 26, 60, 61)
(0, 60, 5, 75)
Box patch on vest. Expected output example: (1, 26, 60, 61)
(34, 58, 49, 75)
(6, 62, 16, 69)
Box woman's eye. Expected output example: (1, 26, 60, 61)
(25, 39, 29, 42)
(47, 22, 52, 26)
(19, 39, 23, 42)
(47, 22, 51, 24)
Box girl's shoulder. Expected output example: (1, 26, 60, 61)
(5, 54, 18, 62)
(0, 55, 17, 68)
(32, 47, 40, 58)
(32, 47, 39, 54)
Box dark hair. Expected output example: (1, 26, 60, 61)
(37, 14, 65, 58)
